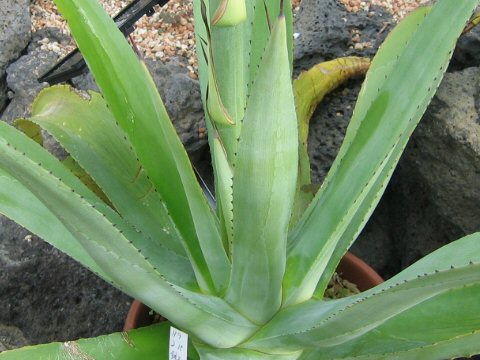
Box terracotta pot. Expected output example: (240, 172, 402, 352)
(336, 252, 384, 292)
(124, 298, 155, 331)
(123, 252, 383, 331)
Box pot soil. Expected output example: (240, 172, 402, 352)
(123, 252, 383, 331)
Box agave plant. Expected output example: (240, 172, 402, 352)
(0, 0, 480, 358)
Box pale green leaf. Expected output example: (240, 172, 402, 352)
(0, 121, 257, 348)
(212, 135, 234, 252)
(0, 323, 172, 360)
(245, 233, 480, 358)
(283, 2, 476, 305)
(194, 0, 293, 164)
(300, 331, 480, 360)
(205, 0, 246, 161)
(225, 14, 298, 323)
(246, 0, 293, 92)
(195, 342, 302, 359)
(0, 167, 113, 283)
(308, 7, 433, 297)
(53, 0, 230, 295)
(300, 284, 480, 360)
(0, 120, 194, 289)
(30, 85, 186, 258)
(247, 266, 480, 357)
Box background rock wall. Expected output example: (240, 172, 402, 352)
(0, 0, 31, 112)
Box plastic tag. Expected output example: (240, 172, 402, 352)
(169, 326, 188, 360)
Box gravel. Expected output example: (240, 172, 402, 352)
(30, 0, 430, 78)
(31, 0, 198, 77)
(338, 0, 430, 20)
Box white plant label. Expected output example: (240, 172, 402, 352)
(169, 326, 188, 360)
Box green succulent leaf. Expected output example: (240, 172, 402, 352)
(245, 233, 480, 358)
(1, 120, 112, 281)
(283, 1, 476, 305)
(300, 331, 480, 360)
(0, 323, 176, 360)
(52, 0, 230, 295)
(29, 85, 186, 258)
(255, 232, 480, 349)
(225, 14, 298, 324)
(14, 115, 113, 206)
(195, 0, 293, 164)
(0, 120, 194, 286)
(0, 121, 256, 348)
(307, 6, 442, 298)
(0, 167, 114, 283)
(212, 135, 235, 251)
(247, 0, 293, 92)
(194, 1, 294, 259)
(194, 0, 245, 252)
(201, 0, 245, 161)
(195, 342, 302, 360)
